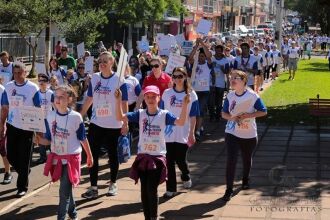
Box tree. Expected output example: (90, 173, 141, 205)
(0, 0, 63, 77)
(285, 0, 330, 35)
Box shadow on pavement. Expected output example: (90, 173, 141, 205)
(1, 204, 57, 220)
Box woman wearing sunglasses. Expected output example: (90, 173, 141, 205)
(135, 57, 172, 110)
(221, 70, 267, 201)
(161, 67, 199, 198)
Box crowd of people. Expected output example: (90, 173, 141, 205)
(0, 31, 326, 219)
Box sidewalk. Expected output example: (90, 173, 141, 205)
(1, 121, 330, 220)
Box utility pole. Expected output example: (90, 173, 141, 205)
(230, 0, 235, 30)
(254, 0, 257, 26)
(179, 0, 184, 34)
(275, 0, 284, 47)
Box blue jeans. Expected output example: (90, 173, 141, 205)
(58, 165, 77, 220)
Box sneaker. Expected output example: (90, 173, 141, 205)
(3, 172, 13, 184)
(16, 190, 26, 198)
(221, 188, 233, 202)
(81, 187, 98, 199)
(107, 183, 118, 196)
(259, 87, 264, 91)
(242, 179, 250, 190)
(163, 191, 177, 198)
(183, 179, 192, 189)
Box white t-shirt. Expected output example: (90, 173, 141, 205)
(50, 68, 66, 85)
(2, 80, 41, 130)
(288, 47, 300, 58)
(272, 50, 282, 64)
(259, 50, 268, 67)
(46, 109, 86, 158)
(265, 51, 274, 66)
(223, 89, 267, 138)
(281, 44, 289, 55)
(192, 63, 212, 92)
(0, 62, 13, 85)
(161, 88, 199, 144)
(251, 54, 263, 70)
(127, 109, 177, 156)
(125, 75, 141, 105)
(212, 57, 230, 88)
(233, 55, 258, 86)
(0, 85, 4, 121)
(39, 89, 54, 118)
(87, 72, 128, 128)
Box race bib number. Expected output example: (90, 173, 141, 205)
(237, 119, 251, 130)
(10, 96, 24, 107)
(96, 103, 111, 117)
(143, 138, 160, 153)
(53, 136, 68, 155)
(198, 79, 208, 88)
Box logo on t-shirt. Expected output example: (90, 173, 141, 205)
(170, 95, 183, 107)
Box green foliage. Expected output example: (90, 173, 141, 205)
(0, 0, 63, 37)
(260, 58, 330, 125)
(58, 9, 108, 48)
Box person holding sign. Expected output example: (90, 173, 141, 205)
(221, 70, 267, 201)
(43, 85, 93, 220)
(58, 46, 76, 70)
(188, 38, 213, 140)
(0, 51, 14, 85)
(114, 85, 190, 220)
(0, 62, 41, 197)
(80, 51, 128, 199)
(161, 67, 199, 198)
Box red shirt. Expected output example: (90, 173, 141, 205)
(142, 72, 172, 96)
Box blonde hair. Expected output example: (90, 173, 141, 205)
(231, 70, 248, 85)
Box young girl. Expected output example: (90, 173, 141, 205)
(221, 70, 267, 201)
(49, 56, 67, 85)
(43, 85, 93, 220)
(161, 67, 199, 198)
(115, 85, 190, 220)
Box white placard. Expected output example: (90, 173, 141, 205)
(84, 56, 94, 74)
(19, 106, 46, 132)
(137, 41, 150, 53)
(165, 53, 186, 74)
(35, 62, 47, 75)
(77, 42, 85, 59)
(175, 34, 185, 46)
(128, 49, 133, 61)
(116, 47, 128, 86)
(181, 41, 194, 56)
(158, 35, 172, 56)
(190, 51, 199, 89)
(196, 19, 212, 36)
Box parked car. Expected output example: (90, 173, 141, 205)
(255, 29, 265, 37)
(230, 30, 239, 37)
(247, 29, 255, 37)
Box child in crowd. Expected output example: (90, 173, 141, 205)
(34, 74, 54, 164)
(115, 85, 190, 220)
(43, 85, 93, 220)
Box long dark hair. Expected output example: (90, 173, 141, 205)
(172, 67, 191, 94)
(49, 56, 59, 71)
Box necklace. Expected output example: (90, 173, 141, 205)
(146, 109, 159, 136)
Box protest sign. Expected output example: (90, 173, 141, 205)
(137, 40, 150, 53)
(77, 42, 85, 59)
(165, 53, 186, 74)
(116, 47, 128, 87)
(181, 41, 194, 56)
(84, 56, 94, 74)
(196, 19, 212, 36)
(175, 33, 185, 47)
(19, 106, 46, 132)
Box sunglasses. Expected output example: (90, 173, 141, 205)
(172, 75, 184, 79)
(38, 80, 48, 83)
(78, 66, 85, 69)
(150, 64, 160, 69)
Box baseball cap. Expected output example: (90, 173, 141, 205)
(143, 85, 160, 96)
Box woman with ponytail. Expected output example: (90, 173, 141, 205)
(160, 67, 200, 198)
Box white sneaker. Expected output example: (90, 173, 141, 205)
(107, 182, 118, 196)
(183, 179, 192, 189)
